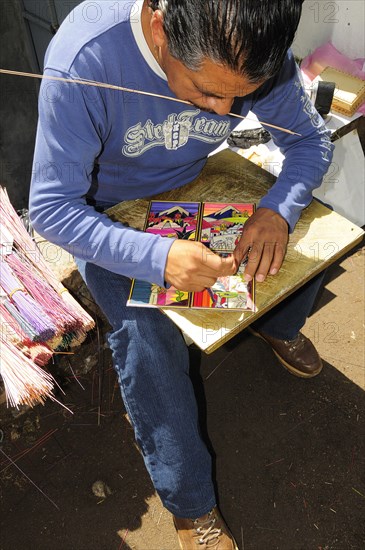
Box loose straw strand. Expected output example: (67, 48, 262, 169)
(0, 68, 301, 136)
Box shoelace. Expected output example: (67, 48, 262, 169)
(194, 512, 222, 546)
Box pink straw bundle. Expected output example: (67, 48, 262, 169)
(0, 339, 72, 411)
(1, 339, 56, 408)
(1, 260, 57, 342)
(0, 187, 95, 335)
(0, 186, 95, 408)
(0, 304, 53, 366)
(6, 251, 81, 334)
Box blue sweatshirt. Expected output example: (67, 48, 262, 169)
(29, 0, 333, 287)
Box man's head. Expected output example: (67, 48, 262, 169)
(148, 0, 303, 83)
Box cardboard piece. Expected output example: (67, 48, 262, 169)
(319, 66, 365, 116)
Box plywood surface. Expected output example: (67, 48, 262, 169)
(107, 150, 364, 353)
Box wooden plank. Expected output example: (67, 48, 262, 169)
(107, 150, 364, 353)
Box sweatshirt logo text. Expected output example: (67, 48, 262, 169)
(122, 109, 231, 157)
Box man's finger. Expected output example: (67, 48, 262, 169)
(233, 239, 252, 265)
(255, 243, 275, 282)
(219, 254, 238, 276)
(269, 242, 287, 275)
(243, 243, 264, 281)
(201, 248, 237, 276)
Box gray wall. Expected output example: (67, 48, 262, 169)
(0, 0, 39, 210)
(0, 0, 82, 209)
(22, 0, 80, 71)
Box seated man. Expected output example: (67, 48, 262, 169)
(29, 1, 333, 547)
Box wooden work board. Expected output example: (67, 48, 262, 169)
(107, 149, 364, 353)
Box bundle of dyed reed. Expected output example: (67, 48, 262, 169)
(0, 186, 95, 408)
(1, 260, 57, 342)
(0, 188, 94, 335)
(1, 339, 56, 408)
(0, 303, 53, 366)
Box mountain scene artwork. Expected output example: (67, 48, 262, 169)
(127, 201, 256, 311)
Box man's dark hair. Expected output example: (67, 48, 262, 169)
(149, 0, 303, 82)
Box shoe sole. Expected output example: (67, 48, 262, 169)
(176, 536, 239, 550)
(249, 328, 323, 379)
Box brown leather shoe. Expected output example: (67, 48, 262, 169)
(173, 507, 239, 549)
(250, 328, 323, 378)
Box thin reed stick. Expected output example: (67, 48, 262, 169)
(0, 429, 58, 471)
(0, 447, 60, 510)
(0, 68, 301, 136)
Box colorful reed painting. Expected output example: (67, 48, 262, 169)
(128, 202, 200, 308)
(192, 202, 256, 310)
(127, 200, 256, 311)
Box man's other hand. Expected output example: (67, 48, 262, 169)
(234, 207, 289, 282)
(164, 240, 237, 291)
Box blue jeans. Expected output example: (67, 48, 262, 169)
(76, 257, 324, 517)
(253, 271, 325, 340)
(76, 258, 215, 518)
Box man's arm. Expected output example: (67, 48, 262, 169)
(29, 69, 174, 288)
(234, 50, 334, 282)
(30, 69, 236, 290)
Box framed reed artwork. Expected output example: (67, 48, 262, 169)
(127, 200, 256, 311)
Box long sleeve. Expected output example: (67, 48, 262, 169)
(250, 51, 334, 232)
(29, 69, 173, 287)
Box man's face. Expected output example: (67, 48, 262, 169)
(159, 50, 263, 116)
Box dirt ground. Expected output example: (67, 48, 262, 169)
(0, 238, 364, 550)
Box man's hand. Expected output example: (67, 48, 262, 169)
(234, 207, 289, 282)
(165, 240, 237, 291)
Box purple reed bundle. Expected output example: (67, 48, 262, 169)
(0, 304, 53, 366)
(0, 260, 57, 342)
(0, 187, 95, 334)
(2, 299, 41, 342)
(6, 251, 81, 335)
(0, 185, 95, 409)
